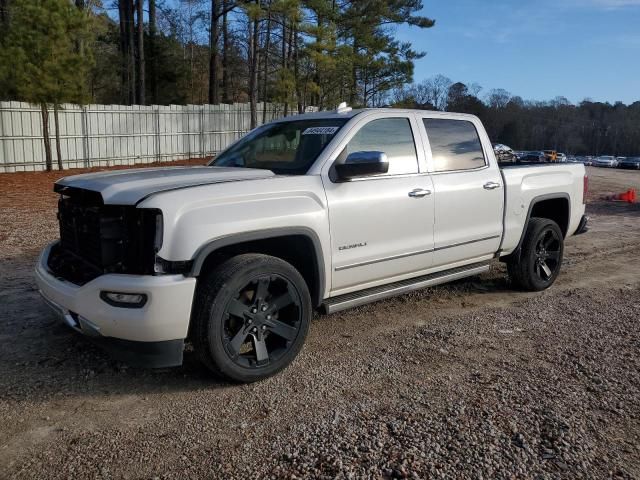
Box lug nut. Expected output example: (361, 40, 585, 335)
(266, 315, 272, 320)
(261, 325, 267, 330)
(247, 319, 252, 324)
(252, 327, 257, 333)
(261, 305, 268, 312)
(251, 308, 257, 314)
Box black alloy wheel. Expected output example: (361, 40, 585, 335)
(508, 217, 564, 292)
(221, 275, 303, 368)
(192, 254, 312, 382)
(533, 227, 561, 282)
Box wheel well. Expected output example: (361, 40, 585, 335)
(500, 196, 569, 264)
(197, 235, 323, 307)
(529, 197, 570, 237)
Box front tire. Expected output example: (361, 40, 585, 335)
(192, 254, 312, 382)
(508, 217, 564, 291)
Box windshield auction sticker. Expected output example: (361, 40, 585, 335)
(302, 126, 340, 135)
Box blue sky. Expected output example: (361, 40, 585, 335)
(397, 0, 640, 104)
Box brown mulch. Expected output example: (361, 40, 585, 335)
(0, 158, 208, 211)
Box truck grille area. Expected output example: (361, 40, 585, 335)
(48, 188, 161, 285)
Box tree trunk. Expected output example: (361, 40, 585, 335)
(118, 0, 129, 103)
(40, 104, 53, 172)
(53, 104, 63, 170)
(126, 0, 136, 104)
(136, 0, 145, 104)
(222, 0, 230, 102)
(350, 40, 358, 105)
(261, 4, 272, 124)
(293, 24, 302, 113)
(208, 0, 219, 104)
(0, 0, 7, 33)
(149, 0, 158, 104)
(74, 1, 86, 56)
(248, 15, 259, 128)
(282, 18, 287, 116)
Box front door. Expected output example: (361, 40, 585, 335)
(322, 114, 435, 294)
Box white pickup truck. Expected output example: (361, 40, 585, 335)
(35, 106, 588, 382)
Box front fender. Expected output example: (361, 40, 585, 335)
(138, 175, 331, 296)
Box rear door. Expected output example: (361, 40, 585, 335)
(416, 115, 504, 268)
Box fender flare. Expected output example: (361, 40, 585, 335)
(502, 193, 570, 262)
(188, 227, 326, 306)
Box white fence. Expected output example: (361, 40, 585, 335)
(0, 101, 304, 173)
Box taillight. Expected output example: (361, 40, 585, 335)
(583, 175, 588, 204)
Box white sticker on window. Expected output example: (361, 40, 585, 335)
(302, 126, 340, 135)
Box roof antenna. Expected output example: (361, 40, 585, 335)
(336, 102, 352, 114)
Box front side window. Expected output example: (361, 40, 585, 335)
(343, 118, 418, 175)
(211, 119, 347, 174)
(423, 118, 486, 172)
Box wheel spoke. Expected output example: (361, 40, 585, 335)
(228, 329, 248, 356)
(544, 233, 555, 249)
(547, 250, 560, 261)
(253, 336, 269, 362)
(540, 261, 552, 278)
(267, 290, 295, 314)
(227, 298, 247, 318)
(253, 278, 270, 303)
(266, 318, 298, 341)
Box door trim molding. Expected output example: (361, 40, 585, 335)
(433, 234, 501, 252)
(334, 235, 500, 271)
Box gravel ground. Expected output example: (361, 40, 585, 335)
(0, 165, 639, 479)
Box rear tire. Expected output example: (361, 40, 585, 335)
(192, 254, 312, 382)
(508, 217, 564, 291)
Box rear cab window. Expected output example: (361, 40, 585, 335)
(422, 118, 487, 173)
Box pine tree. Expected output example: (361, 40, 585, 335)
(0, 0, 92, 170)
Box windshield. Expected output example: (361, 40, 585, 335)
(210, 119, 347, 174)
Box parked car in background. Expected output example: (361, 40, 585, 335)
(493, 143, 517, 163)
(544, 150, 558, 162)
(521, 151, 546, 162)
(583, 156, 594, 166)
(557, 153, 567, 163)
(573, 155, 591, 165)
(617, 157, 640, 169)
(593, 155, 618, 168)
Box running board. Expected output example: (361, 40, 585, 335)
(321, 261, 491, 314)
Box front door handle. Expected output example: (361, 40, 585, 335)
(408, 188, 432, 198)
(483, 181, 501, 190)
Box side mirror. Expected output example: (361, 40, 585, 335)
(335, 151, 389, 180)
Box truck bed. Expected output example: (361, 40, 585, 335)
(499, 162, 586, 256)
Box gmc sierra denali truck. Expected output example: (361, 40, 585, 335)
(35, 106, 589, 382)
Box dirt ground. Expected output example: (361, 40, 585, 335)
(0, 164, 639, 479)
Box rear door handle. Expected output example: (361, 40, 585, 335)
(483, 182, 501, 190)
(408, 188, 432, 198)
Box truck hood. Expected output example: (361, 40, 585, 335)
(54, 166, 276, 205)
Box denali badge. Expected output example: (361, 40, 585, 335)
(339, 242, 367, 251)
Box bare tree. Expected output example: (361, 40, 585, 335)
(486, 88, 511, 109)
(149, 0, 158, 103)
(136, 0, 145, 104)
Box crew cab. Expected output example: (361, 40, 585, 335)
(35, 106, 589, 382)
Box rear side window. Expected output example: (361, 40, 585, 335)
(423, 118, 486, 172)
(345, 118, 418, 175)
